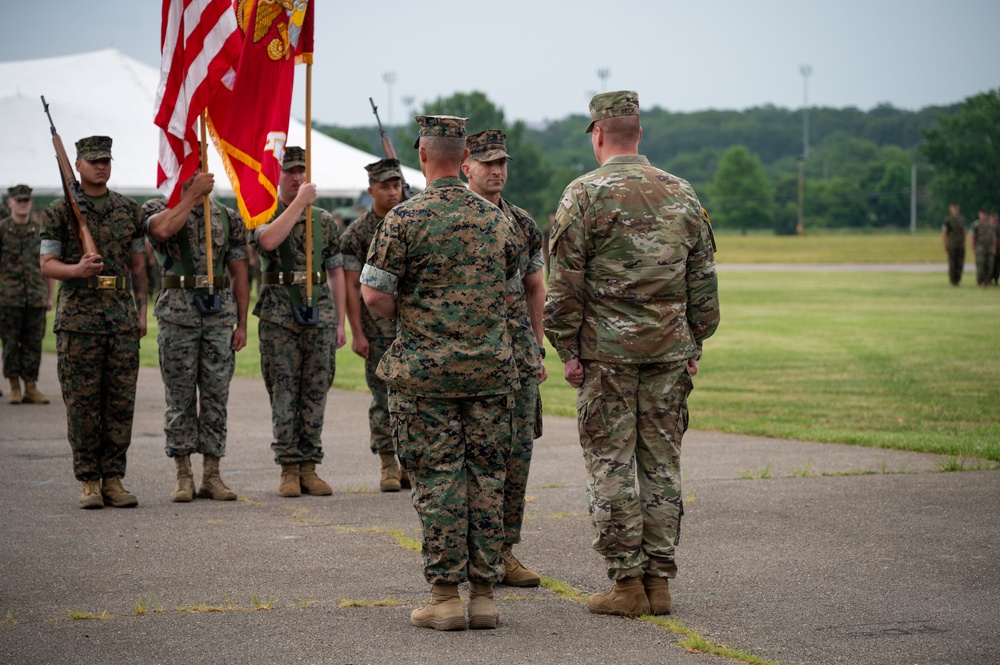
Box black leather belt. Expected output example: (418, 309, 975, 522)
(161, 275, 231, 289)
(261, 271, 324, 286)
(66, 276, 129, 290)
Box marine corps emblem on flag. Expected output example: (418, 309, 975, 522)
(237, 0, 311, 62)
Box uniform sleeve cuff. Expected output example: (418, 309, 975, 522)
(360, 264, 398, 293)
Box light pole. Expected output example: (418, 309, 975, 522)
(401, 95, 415, 121)
(597, 68, 610, 93)
(800, 65, 812, 161)
(382, 71, 397, 127)
(797, 65, 812, 236)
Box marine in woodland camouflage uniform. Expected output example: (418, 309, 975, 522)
(0, 184, 54, 404)
(361, 115, 519, 631)
(39, 136, 148, 509)
(942, 203, 967, 286)
(990, 211, 1000, 285)
(969, 208, 997, 287)
(252, 146, 346, 497)
(340, 158, 406, 491)
(544, 92, 720, 617)
(143, 170, 250, 502)
(461, 129, 546, 587)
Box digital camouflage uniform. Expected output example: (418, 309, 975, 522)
(361, 174, 520, 585)
(0, 209, 49, 383)
(41, 191, 145, 482)
(340, 207, 396, 455)
(943, 212, 967, 286)
(142, 197, 248, 458)
(970, 217, 996, 286)
(498, 197, 544, 546)
(545, 144, 720, 583)
(252, 203, 342, 465)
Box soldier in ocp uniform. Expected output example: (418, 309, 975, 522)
(942, 202, 967, 286)
(40, 136, 148, 510)
(545, 92, 720, 617)
(340, 158, 406, 492)
(362, 115, 519, 631)
(252, 146, 346, 497)
(461, 129, 546, 587)
(0, 184, 53, 404)
(143, 170, 249, 503)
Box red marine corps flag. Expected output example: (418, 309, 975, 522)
(154, 0, 242, 206)
(206, 0, 314, 228)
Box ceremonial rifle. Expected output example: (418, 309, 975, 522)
(369, 97, 415, 201)
(41, 96, 98, 256)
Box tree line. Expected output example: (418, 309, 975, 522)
(317, 89, 1000, 234)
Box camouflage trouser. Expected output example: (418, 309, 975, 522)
(365, 335, 394, 454)
(975, 249, 994, 286)
(504, 376, 539, 544)
(56, 331, 139, 481)
(259, 320, 331, 465)
(390, 390, 514, 585)
(947, 247, 965, 285)
(577, 360, 692, 581)
(157, 321, 234, 458)
(0, 306, 46, 381)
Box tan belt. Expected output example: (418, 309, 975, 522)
(161, 275, 231, 289)
(66, 275, 129, 290)
(261, 271, 324, 286)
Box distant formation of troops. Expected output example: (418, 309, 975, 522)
(5, 90, 722, 629)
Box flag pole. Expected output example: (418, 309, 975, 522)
(304, 61, 313, 307)
(200, 111, 214, 296)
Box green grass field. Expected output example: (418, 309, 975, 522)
(42, 233, 998, 461)
(714, 229, 944, 264)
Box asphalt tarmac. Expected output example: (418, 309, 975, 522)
(1, 357, 996, 664)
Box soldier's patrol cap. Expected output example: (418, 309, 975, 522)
(282, 146, 306, 170)
(75, 136, 113, 160)
(585, 90, 640, 133)
(466, 129, 513, 162)
(365, 158, 402, 183)
(7, 184, 32, 200)
(412, 115, 468, 148)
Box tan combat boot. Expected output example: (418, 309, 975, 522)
(170, 454, 195, 502)
(101, 477, 139, 508)
(7, 377, 22, 404)
(299, 461, 332, 495)
(410, 583, 466, 631)
(279, 463, 301, 497)
(467, 581, 499, 629)
(586, 576, 650, 617)
(642, 574, 672, 615)
(198, 455, 237, 501)
(399, 466, 411, 490)
(501, 544, 541, 587)
(378, 451, 401, 492)
(79, 479, 104, 509)
(21, 381, 49, 404)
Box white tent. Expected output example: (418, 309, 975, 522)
(0, 48, 423, 199)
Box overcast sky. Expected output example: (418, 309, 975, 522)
(4, 1, 998, 129)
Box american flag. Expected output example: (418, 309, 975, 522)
(154, 0, 242, 206)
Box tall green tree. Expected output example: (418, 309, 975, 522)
(708, 145, 774, 233)
(922, 89, 1000, 211)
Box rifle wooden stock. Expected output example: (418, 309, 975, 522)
(42, 96, 98, 256)
(369, 97, 413, 201)
(380, 135, 398, 161)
